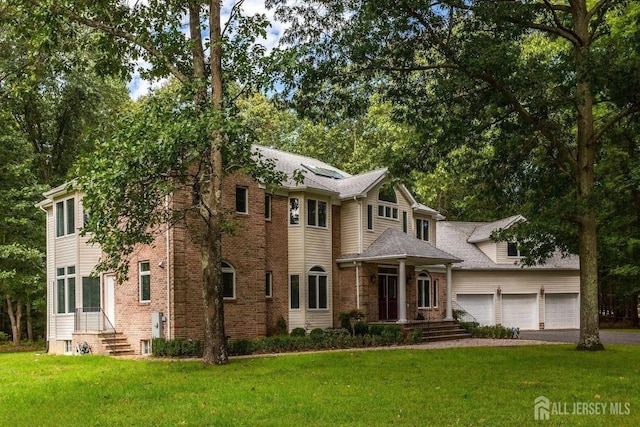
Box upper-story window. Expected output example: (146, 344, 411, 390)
(264, 194, 272, 220)
(377, 185, 398, 219)
(367, 205, 374, 231)
(307, 199, 327, 228)
(235, 187, 248, 214)
(402, 211, 408, 233)
(416, 218, 430, 241)
(222, 261, 236, 299)
(507, 242, 523, 258)
(289, 198, 300, 225)
(139, 261, 151, 302)
(55, 197, 75, 237)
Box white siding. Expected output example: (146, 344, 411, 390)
(45, 207, 56, 340)
(340, 200, 360, 254)
(476, 241, 497, 263)
(55, 315, 75, 339)
(452, 269, 579, 329)
(361, 183, 414, 250)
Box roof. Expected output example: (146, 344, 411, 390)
(254, 146, 441, 217)
(467, 215, 524, 243)
(338, 228, 461, 265)
(437, 220, 580, 270)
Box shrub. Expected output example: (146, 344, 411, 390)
(368, 324, 385, 336)
(290, 327, 306, 337)
(0, 332, 8, 342)
(459, 322, 478, 334)
(309, 328, 326, 339)
(353, 321, 369, 336)
(470, 325, 515, 339)
(380, 325, 403, 345)
(408, 328, 423, 344)
(338, 310, 365, 333)
(152, 338, 203, 357)
(228, 339, 255, 356)
(275, 316, 287, 335)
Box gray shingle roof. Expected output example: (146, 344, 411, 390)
(255, 145, 390, 199)
(467, 215, 524, 243)
(437, 220, 579, 270)
(338, 228, 461, 265)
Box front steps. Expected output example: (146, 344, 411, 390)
(402, 320, 472, 342)
(100, 332, 134, 356)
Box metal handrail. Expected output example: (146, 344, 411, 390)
(451, 301, 479, 325)
(74, 307, 117, 352)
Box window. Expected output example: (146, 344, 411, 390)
(265, 271, 272, 298)
(141, 340, 151, 355)
(507, 242, 523, 257)
(55, 197, 75, 237)
(264, 194, 272, 220)
(377, 205, 398, 220)
(417, 272, 438, 309)
(82, 277, 101, 312)
(416, 218, 430, 241)
(367, 205, 373, 231)
(222, 261, 235, 299)
(64, 340, 73, 354)
(308, 266, 328, 310)
(290, 275, 300, 309)
(56, 266, 76, 314)
(307, 199, 327, 227)
(402, 211, 408, 233)
(235, 187, 248, 214)
(378, 184, 397, 203)
(289, 198, 300, 225)
(139, 262, 151, 302)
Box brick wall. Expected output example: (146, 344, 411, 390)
(265, 193, 289, 334)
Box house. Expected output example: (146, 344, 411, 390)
(436, 216, 580, 330)
(38, 146, 579, 355)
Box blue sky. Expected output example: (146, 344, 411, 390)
(127, 0, 286, 99)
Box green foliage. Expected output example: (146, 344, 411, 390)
(151, 338, 203, 357)
(352, 321, 368, 336)
(463, 324, 518, 340)
(290, 327, 306, 337)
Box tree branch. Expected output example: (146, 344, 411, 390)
(592, 105, 640, 145)
(222, 0, 246, 38)
(63, 8, 190, 84)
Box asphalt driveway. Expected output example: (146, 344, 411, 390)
(519, 329, 640, 345)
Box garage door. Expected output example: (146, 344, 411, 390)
(456, 294, 494, 326)
(502, 294, 538, 330)
(545, 293, 579, 329)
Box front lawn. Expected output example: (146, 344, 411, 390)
(1, 345, 638, 425)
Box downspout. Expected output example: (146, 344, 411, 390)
(355, 262, 360, 309)
(355, 197, 362, 309)
(165, 195, 171, 339)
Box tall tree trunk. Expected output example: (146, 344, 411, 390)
(6, 295, 22, 346)
(198, 0, 228, 365)
(573, 3, 603, 350)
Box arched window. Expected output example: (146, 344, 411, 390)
(222, 261, 235, 300)
(308, 266, 328, 309)
(417, 271, 438, 309)
(377, 184, 398, 219)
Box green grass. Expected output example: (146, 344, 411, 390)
(1, 345, 639, 426)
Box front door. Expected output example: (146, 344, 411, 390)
(104, 274, 116, 330)
(378, 267, 398, 320)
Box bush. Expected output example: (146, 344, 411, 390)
(228, 339, 255, 356)
(380, 325, 403, 345)
(408, 328, 423, 344)
(353, 321, 369, 336)
(470, 325, 515, 339)
(309, 328, 326, 339)
(152, 338, 203, 357)
(274, 316, 287, 335)
(338, 310, 365, 333)
(368, 324, 385, 336)
(0, 332, 8, 342)
(290, 327, 306, 337)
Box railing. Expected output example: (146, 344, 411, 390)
(74, 307, 117, 352)
(451, 301, 479, 325)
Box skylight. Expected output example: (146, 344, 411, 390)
(302, 163, 344, 179)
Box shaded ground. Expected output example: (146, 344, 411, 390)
(0, 342, 45, 353)
(519, 329, 640, 345)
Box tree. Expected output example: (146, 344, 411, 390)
(56, 1, 284, 364)
(0, 111, 45, 346)
(269, 0, 640, 349)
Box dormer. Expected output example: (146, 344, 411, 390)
(467, 215, 525, 264)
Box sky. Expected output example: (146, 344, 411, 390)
(126, 1, 287, 99)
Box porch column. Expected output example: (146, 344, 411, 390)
(445, 263, 453, 320)
(397, 260, 407, 323)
